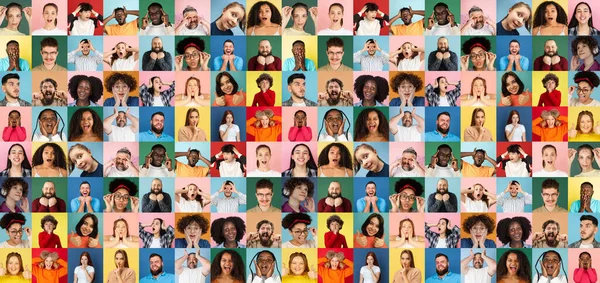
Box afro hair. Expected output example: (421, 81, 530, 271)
(394, 179, 423, 196)
(282, 213, 312, 230)
(176, 37, 206, 54)
(462, 37, 491, 55)
(108, 178, 138, 196)
(574, 71, 600, 88)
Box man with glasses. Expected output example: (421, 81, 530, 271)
(461, 250, 496, 283)
(248, 39, 282, 71)
(210, 180, 246, 213)
(247, 251, 282, 283)
(353, 39, 389, 71)
(534, 39, 568, 71)
(175, 250, 210, 283)
(104, 178, 139, 213)
(246, 220, 281, 248)
(533, 179, 567, 213)
(318, 37, 353, 71)
(33, 37, 66, 71)
(356, 181, 387, 212)
(248, 179, 281, 212)
(317, 109, 353, 141)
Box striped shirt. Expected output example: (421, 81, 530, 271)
(210, 192, 247, 213)
(353, 50, 389, 71)
(139, 223, 175, 248)
(496, 191, 532, 213)
(67, 50, 103, 71)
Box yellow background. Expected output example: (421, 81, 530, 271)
(175, 106, 212, 142)
(317, 212, 354, 248)
(103, 248, 139, 282)
(389, 248, 425, 283)
(32, 213, 68, 248)
(0, 37, 32, 67)
(460, 106, 497, 141)
(282, 36, 318, 66)
(246, 71, 284, 106)
(531, 71, 569, 107)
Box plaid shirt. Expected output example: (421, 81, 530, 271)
(282, 97, 317, 106)
(139, 82, 176, 106)
(139, 223, 175, 248)
(0, 168, 31, 177)
(424, 81, 461, 106)
(569, 26, 600, 36)
(424, 223, 460, 248)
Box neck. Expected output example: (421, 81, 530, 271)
(439, 232, 447, 239)
(43, 62, 56, 69)
(153, 231, 160, 238)
(4, 198, 16, 209)
(329, 62, 341, 69)
(372, 160, 384, 173)
(584, 56, 595, 67)
(76, 99, 90, 106)
(44, 23, 56, 30)
(440, 90, 447, 96)
(287, 198, 301, 211)
(88, 161, 98, 173)
(583, 237, 594, 244)
(510, 240, 523, 248)
(544, 203, 557, 211)
(501, 18, 511, 31)
(257, 164, 270, 171)
(5, 26, 17, 31)
(292, 24, 304, 31)
(215, 18, 227, 31)
(5, 96, 17, 103)
(153, 89, 161, 95)
(362, 99, 375, 106)
(545, 164, 556, 171)
(258, 203, 272, 211)
(291, 94, 304, 103)
(329, 23, 342, 30)
(152, 272, 162, 279)
(224, 241, 237, 248)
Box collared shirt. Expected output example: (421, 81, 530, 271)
(139, 82, 176, 106)
(0, 58, 30, 71)
(532, 205, 568, 213)
(426, 272, 460, 283)
(496, 191, 532, 213)
(68, 50, 104, 71)
(424, 130, 460, 142)
(0, 97, 31, 106)
(282, 97, 317, 107)
(139, 223, 175, 249)
(570, 199, 600, 213)
(569, 26, 600, 36)
(498, 55, 530, 71)
(424, 223, 460, 248)
(211, 192, 247, 213)
(139, 130, 174, 142)
(140, 272, 175, 283)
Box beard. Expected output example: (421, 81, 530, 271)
(545, 232, 557, 246)
(472, 21, 484, 29)
(436, 124, 449, 134)
(402, 163, 414, 171)
(436, 266, 449, 276)
(437, 47, 448, 53)
(153, 47, 164, 53)
(151, 266, 163, 276)
(259, 50, 272, 57)
(327, 90, 341, 105)
(151, 125, 164, 134)
(116, 162, 127, 171)
(44, 192, 56, 198)
(544, 51, 556, 57)
(42, 91, 54, 104)
(259, 232, 273, 247)
(402, 119, 412, 127)
(151, 188, 162, 194)
(436, 188, 447, 195)
(328, 192, 342, 198)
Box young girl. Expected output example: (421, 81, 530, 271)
(175, 183, 211, 212)
(68, 109, 103, 142)
(0, 213, 31, 247)
(461, 77, 496, 107)
(505, 110, 527, 142)
(568, 2, 599, 35)
(32, 3, 67, 35)
(317, 251, 354, 283)
(210, 144, 246, 177)
(497, 2, 532, 35)
(537, 73, 561, 106)
(353, 3, 389, 35)
(103, 42, 139, 71)
(496, 144, 532, 177)
(354, 108, 389, 142)
(354, 75, 389, 106)
(212, 2, 246, 36)
(461, 37, 496, 71)
(569, 111, 600, 141)
(571, 36, 600, 71)
(67, 75, 103, 106)
(178, 108, 207, 141)
(424, 77, 461, 107)
(213, 72, 246, 106)
(38, 215, 61, 248)
(318, 3, 353, 35)
(390, 218, 424, 248)
(175, 37, 210, 71)
(0, 178, 28, 213)
(499, 72, 531, 106)
(317, 143, 353, 177)
(139, 77, 176, 107)
(0, 3, 30, 36)
(354, 213, 387, 248)
(219, 110, 241, 142)
(175, 77, 211, 106)
(288, 110, 312, 142)
(282, 144, 318, 177)
(354, 144, 389, 177)
(32, 143, 68, 177)
(246, 109, 283, 142)
(1, 144, 31, 177)
(461, 184, 497, 212)
(281, 213, 317, 248)
(389, 43, 425, 71)
(359, 252, 381, 283)
(247, 145, 280, 177)
(282, 253, 318, 282)
(533, 144, 568, 177)
(68, 213, 101, 248)
(532, 1, 568, 36)
(73, 252, 95, 283)
(569, 71, 600, 106)
(324, 215, 348, 248)
(531, 109, 568, 141)
(282, 3, 317, 36)
(246, 1, 282, 35)
(282, 178, 315, 213)
(568, 144, 600, 177)
(104, 218, 139, 248)
(68, 144, 103, 177)
(464, 108, 494, 142)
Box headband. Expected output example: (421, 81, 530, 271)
(399, 184, 415, 192)
(114, 184, 130, 193)
(290, 219, 310, 228)
(7, 219, 24, 227)
(575, 77, 593, 85)
(470, 43, 487, 52)
(184, 43, 201, 52)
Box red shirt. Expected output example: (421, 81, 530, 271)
(39, 232, 62, 248)
(251, 89, 276, 106)
(537, 89, 562, 106)
(324, 231, 348, 248)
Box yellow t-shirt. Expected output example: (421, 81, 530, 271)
(390, 19, 425, 35)
(104, 20, 138, 36)
(175, 160, 209, 177)
(461, 161, 495, 177)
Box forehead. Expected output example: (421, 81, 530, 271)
(326, 110, 342, 117)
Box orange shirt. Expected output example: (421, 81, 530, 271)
(32, 257, 68, 283)
(390, 19, 425, 35)
(531, 116, 569, 141)
(318, 257, 353, 283)
(212, 92, 246, 106)
(104, 21, 138, 36)
(246, 116, 283, 141)
(175, 160, 209, 177)
(68, 235, 102, 248)
(461, 161, 495, 177)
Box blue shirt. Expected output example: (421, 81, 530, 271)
(211, 21, 233, 36)
(570, 199, 600, 213)
(498, 55, 530, 71)
(389, 97, 425, 106)
(70, 197, 102, 213)
(81, 163, 103, 177)
(460, 238, 496, 248)
(425, 131, 460, 142)
(356, 197, 388, 212)
(282, 58, 316, 71)
(0, 58, 30, 71)
(139, 130, 174, 142)
(426, 272, 460, 283)
(140, 272, 175, 283)
(213, 55, 244, 71)
(103, 96, 140, 106)
(174, 238, 210, 248)
(367, 162, 389, 177)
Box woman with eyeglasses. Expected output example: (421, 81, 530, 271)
(0, 212, 30, 248)
(175, 37, 210, 71)
(282, 213, 317, 248)
(460, 37, 496, 71)
(569, 71, 600, 106)
(103, 178, 139, 213)
(389, 179, 425, 213)
(174, 214, 210, 248)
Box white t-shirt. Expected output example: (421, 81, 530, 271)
(397, 56, 423, 71)
(109, 125, 136, 142)
(177, 25, 208, 35)
(6, 102, 20, 107)
(570, 98, 600, 107)
(140, 164, 174, 177)
(112, 56, 137, 71)
(247, 170, 281, 177)
(33, 132, 68, 142)
(438, 96, 450, 106)
(70, 20, 95, 35)
(393, 125, 422, 142)
(504, 161, 529, 177)
(219, 161, 244, 177)
(505, 124, 526, 142)
(465, 266, 491, 283)
(435, 238, 447, 248)
(426, 166, 461, 177)
(219, 124, 240, 141)
(533, 169, 568, 177)
(581, 243, 595, 248)
(464, 198, 488, 213)
(177, 198, 203, 213)
(32, 27, 68, 35)
(356, 19, 381, 35)
(462, 25, 495, 35)
(178, 268, 207, 283)
(105, 167, 137, 177)
(318, 28, 353, 35)
(391, 167, 423, 177)
(153, 96, 165, 107)
(282, 239, 317, 248)
(74, 266, 95, 283)
(150, 237, 161, 248)
(425, 22, 460, 35)
(140, 23, 174, 35)
(577, 169, 600, 177)
(360, 266, 381, 283)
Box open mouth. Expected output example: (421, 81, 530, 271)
(331, 158, 339, 163)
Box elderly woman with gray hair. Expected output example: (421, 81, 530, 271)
(246, 109, 283, 141)
(531, 109, 568, 141)
(317, 251, 354, 283)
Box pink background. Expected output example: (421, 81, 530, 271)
(210, 213, 247, 247)
(0, 107, 32, 141)
(282, 107, 318, 142)
(174, 71, 212, 100)
(388, 142, 426, 169)
(102, 142, 139, 165)
(102, 36, 139, 71)
(460, 178, 497, 212)
(0, 142, 32, 170)
(174, 0, 211, 24)
(280, 141, 317, 171)
(425, 72, 463, 106)
(31, 0, 69, 32)
(138, 71, 176, 105)
(103, 213, 139, 238)
(568, 248, 600, 279)
(567, 1, 600, 28)
(423, 213, 462, 248)
(174, 177, 212, 212)
(460, 71, 497, 98)
(531, 142, 569, 173)
(316, 0, 354, 33)
(495, 212, 533, 246)
(389, 213, 425, 240)
(388, 36, 425, 71)
(246, 142, 283, 173)
(460, 0, 497, 24)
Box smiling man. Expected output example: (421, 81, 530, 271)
(33, 37, 66, 71)
(318, 181, 352, 212)
(32, 78, 67, 106)
(142, 37, 173, 71)
(534, 39, 568, 71)
(142, 178, 172, 212)
(210, 180, 246, 213)
(31, 181, 66, 212)
(103, 6, 140, 35)
(498, 40, 530, 71)
(533, 179, 567, 213)
(356, 181, 387, 212)
(426, 254, 460, 283)
(246, 220, 281, 248)
(425, 112, 460, 142)
(139, 112, 174, 141)
(427, 178, 457, 212)
(141, 254, 175, 283)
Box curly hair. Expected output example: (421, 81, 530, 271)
(176, 37, 205, 54)
(573, 36, 600, 57)
(75, 213, 98, 238)
(574, 71, 600, 88)
(497, 250, 531, 282)
(210, 216, 246, 244)
(496, 216, 532, 245)
(0, 178, 28, 198)
(286, 144, 318, 172)
(317, 143, 353, 171)
(462, 214, 495, 234)
(354, 75, 389, 103)
(68, 109, 103, 141)
(5, 144, 31, 172)
(283, 177, 315, 198)
(40, 215, 58, 228)
(0, 212, 25, 230)
(533, 1, 568, 28)
(326, 215, 344, 229)
(390, 72, 423, 93)
(256, 73, 273, 88)
(247, 1, 282, 28)
(542, 73, 559, 87)
(282, 213, 312, 230)
(104, 72, 138, 93)
(215, 72, 239, 97)
(394, 178, 423, 196)
(361, 213, 384, 238)
(211, 250, 245, 282)
(67, 75, 103, 103)
(354, 108, 389, 142)
(461, 37, 491, 55)
(176, 214, 210, 235)
(501, 72, 525, 97)
(108, 178, 138, 196)
(568, 2, 595, 30)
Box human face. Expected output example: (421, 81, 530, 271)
(223, 42, 234, 55)
(81, 255, 89, 266)
(511, 114, 519, 124)
(578, 148, 594, 171)
(437, 219, 448, 233)
(40, 110, 58, 134)
(258, 114, 270, 128)
(473, 110, 485, 127)
(114, 220, 127, 238)
(575, 3, 591, 25)
(506, 253, 519, 275)
(436, 147, 452, 167)
(148, 6, 163, 25)
(258, 4, 272, 24)
(79, 10, 91, 20)
(544, 223, 558, 242)
(365, 183, 376, 197)
(113, 188, 130, 211)
(7, 223, 23, 244)
(220, 6, 245, 30)
(256, 187, 273, 207)
(114, 9, 127, 25)
(436, 114, 450, 135)
(541, 188, 558, 207)
(366, 111, 380, 134)
(577, 81, 593, 103)
(577, 42, 593, 60)
(43, 5, 58, 26)
(219, 75, 235, 95)
(472, 184, 484, 200)
(292, 7, 307, 27)
(41, 46, 58, 65)
(327, 46, 344, 65)
(8, 145, 24, 167)
(508, 221, 523, 242)
(223, 221, 237, 243)
(42, 145, 56, 165)
(257, 253, 274, 276)
(329, 256, 341, 270)
(327, 182, 341, 198)
(187, 79, 200, 97)
(473, 151, 485, 167)
(115, 43, 127, 58)
(150, 179, 162, 194)
(258, 40, 272, 56)
(114, 252, 125, 269)
(546, 115, 556, 128)
(69, 147, 94, 172)
(366, 255, 374, 266)
(290, 223, 308, 244)
(581, 184, 594, 200)
(509, 42, 520, 55)
(291, 256, 306, 275)
(187, 111, 199, 128)
(223, 184, 233, 197)
(6, 183, 23, 202)
(401, 112, 413, 127)
(367, 42, 377, 56)
(256, 147, 271, 168)
(505, 6, 530, 30)
(579, 114, 593, 134)
(401, 10, 412, 25)
(2, 78, 19, 99)
(398, 80, 416, 101)
(508, 184, 519, 197)
(184, 11, 199, 29)
(5, 7, 21, 29)
(505, 75, 520, 95)
(258, 79, 270, 93)
(327, 146, 342, 167)
(185, 184, 198, 200)
(470, 46, 486, 69)
(258, 223, 273, 241)
(290, 183, 309, 202)
(7, 256, 20, 275)
(41, 81, 56, 101)
(225, 114, 233, 124)
(362, 80, 377, 102)
(580, 253, 592, 269)
(42, 182, 55, 198)
(356, 147, 379, 171)
(435, 256, 449, 275)
(77, 79, 91, 101)
(470, 11, 484, 29)
(401, 43, 413, 58)
(115, 112, 126, 127)
(328, 6, 343, 25)
(80, 111, 94, 134)
(542, 147, 557, 167)
(292, 43, 305, 58)
(436, 179, 448, 194)
(399, 188, 416, 211)
(473, 254, 483, 269)
(79, 183, 90, 197)
(437, 38, 449, 52)
(149, 256, 163, 275)
(544, 4, 558, 24)
(184, 46, 200, 69)
(472, 79, 485, 97)
(187, 254, 198, 269)
(325, 110, 343, 134)
(470, 221, 488, 242)
(184, 221, 202, 242)
(79, 217, 94, 236)
(288, 78, 306, 99)
(544, 40, 558, 57)
(292, 145, 310, 167)
(580, 219, 597, 241)
(329, 220, 340, 232)
(401, 253, 411, 268)
(401, 152, 416, 171)
(365, 10, 377, 20)
(366, 217, 380, 236)
(112, 80, 130, 100)
(151, 114, 165, 134)
(545, 79, 556, 92)
(8, 112, 19, 128)
(434, 6, 449, 25)
(151, 38, 163, 53)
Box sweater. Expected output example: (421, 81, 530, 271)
(537, 89, 562, 106)
(533, 56, 568, 71)
(246, 116, 283, 141)
(318, 197, 352, 212)
(31, 198, 67, 212)
(38, 232, 62, 248)
(324, 231, 348, 248)
(574, 268, 597, 283)
(2, 126, 25, 141)
(531, 116, 568, 141)
(251, 89, 276, 106)
(32, 257, 68, 283)
(318, 257, 353, 283)
(288, 126, 313, 142)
